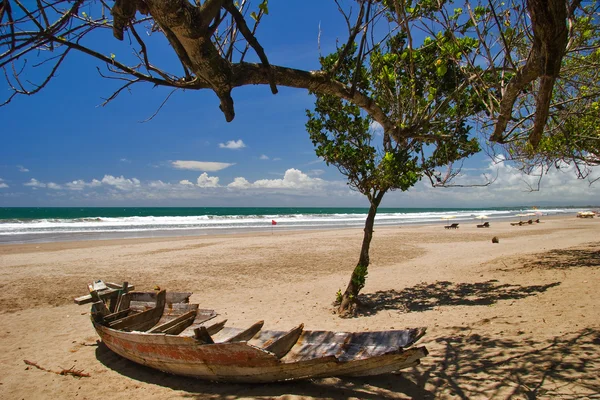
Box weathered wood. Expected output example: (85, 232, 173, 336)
(149, 310, 198, 334)
(109, 290, 166, 331)
(263, 323, 304, 359)
(161, 314, 198, 335)
(74, 283, 135, 305)
(90, 280, 108, 292)
(104, 281, 132, 290)
(131, 302, 197, 312)
(103, 308, 133, 323)
(205, 319, 227, 335)
(129, 291, 191, 304)
(154, 303, 199, 327)
(179, 315, 222, 337)
(113, 281, 129, 312)
(119, 293, 131, 311)
(194, 326, 215, 344)
(73, 281, 135, 305)
(222, 320, 264, 343)
(85, 282, 428, 382)
(91, 300, 110, 322)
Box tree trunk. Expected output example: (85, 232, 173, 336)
(338, 192, 385, 314)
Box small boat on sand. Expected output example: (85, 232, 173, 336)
(75, 281, 428, 382)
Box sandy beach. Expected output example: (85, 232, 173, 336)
(0, 215, 598, 399)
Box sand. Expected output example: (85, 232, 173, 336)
(0, 216, 598, 399)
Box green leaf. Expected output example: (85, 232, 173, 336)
(436, 64, 447, 76)
(250, 11, 258, 21)
(258, 0, 269, 15)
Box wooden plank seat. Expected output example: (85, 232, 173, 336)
(108, 290, 166, 331)
(149, 310, 198, 334)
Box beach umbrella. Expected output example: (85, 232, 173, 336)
(475, 215, 488, 220)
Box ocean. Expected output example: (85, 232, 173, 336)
(0, 206, 587, 244)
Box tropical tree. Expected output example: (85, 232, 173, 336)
(306, 15, 483, 312)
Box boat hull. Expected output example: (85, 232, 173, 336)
(95, 322, 427, 382)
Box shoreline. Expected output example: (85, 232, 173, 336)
(0, 212, 579, 245)
(0, 214, 598, 398)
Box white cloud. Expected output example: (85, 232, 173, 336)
(308, 169, 325, 177)
(120, 158, 131, 163)
(0, 178, 7, 189)
(227, 168, 326, 190)
(219, 139, 246, 150)
(259, 154, 269, 160)
(47, 182, 62, 190)
(65, 179, 102, 191)
(172, 160, 235, 171)
(196, 172, 220, 188)
(228, 177, 251, 189)
(101, 175, 141, 191)
(17, 165, 29, 172)
(179, 179, 194, 186)
(148, 180, 169, 188)
(24, 178, 45, 188)
(384, 158, 600, 207)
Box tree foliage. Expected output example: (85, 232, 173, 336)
(305, 23, 483, 312)
(1, 0, 597, 171)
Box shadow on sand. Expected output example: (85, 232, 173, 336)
(522, 245, 600, 270)
(355, 280, 561, 316)
(95, 326, 600, 399)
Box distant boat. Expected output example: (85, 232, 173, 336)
(75, 281, 428, 382)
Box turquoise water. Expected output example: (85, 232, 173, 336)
(0, 206, 585, 244)
(0, 206, 522, 221)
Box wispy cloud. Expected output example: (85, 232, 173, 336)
(172, 160, 235, 171)
(24, 178, 46, 188)
(0, 178, 8, 189)
(120, 158, 131, 163)
(65, 179, 102, 191)
(23, 178, 61, 189)
(219, 139, 246, 150)
(17, 165, 29, 172)
(305, 157, 325, 166)
(259, 154, 269, 160)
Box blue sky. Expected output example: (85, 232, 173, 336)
(1, 1, 599, 208)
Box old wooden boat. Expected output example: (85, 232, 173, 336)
(75, 281, 428, 382)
